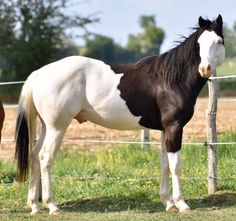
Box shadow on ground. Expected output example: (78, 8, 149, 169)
(189, 192, 236, 210)
(59, 192, 236, 213)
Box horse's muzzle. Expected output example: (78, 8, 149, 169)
(198, 63, 211, 79)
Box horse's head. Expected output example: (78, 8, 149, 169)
(197, 14, 225, 78)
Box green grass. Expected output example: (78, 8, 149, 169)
(0, 132, 236, 220)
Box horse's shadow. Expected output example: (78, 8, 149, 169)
(59, 193, 164, 213)
(59, 192, 236, 213)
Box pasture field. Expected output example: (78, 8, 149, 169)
(1, 137, 236, 220)
(0, 98, 236, 220)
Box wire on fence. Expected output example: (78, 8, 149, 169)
(0, 74, 235, 87)
(209, 75, 236, 80)
(0, 81, 25, 86)
(2, 138, 236, 146)
(1, 78, 236, 148)
(1, 174, 236, 187)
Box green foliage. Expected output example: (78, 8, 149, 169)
(224, 23, 236, 58)
(82, 35, 116, 62)
(81, 35, 131, 63)
(217, 57, 236, 75)
(82, 15, 165, 63)
(0, 0, 98, 81)
(0, 161, 16, 184)
(127, 15, 165, 60)
(0, 84, 22, 103)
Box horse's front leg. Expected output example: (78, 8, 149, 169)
(165, 125, 191, 213)
(160, 131, 177, 212)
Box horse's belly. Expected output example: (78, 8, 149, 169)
(83, 67, 145, 130)
(79, 106, 144, 130)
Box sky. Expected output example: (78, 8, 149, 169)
(71, 0, 236, 53)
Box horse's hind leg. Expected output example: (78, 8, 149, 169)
(160, 131, 177, 212)
(39, 125, 66, 215)
(28, 123, 46, 215)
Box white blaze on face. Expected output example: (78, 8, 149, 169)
(198, 30, 225, 78)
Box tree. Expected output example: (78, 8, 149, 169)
(81, 35, 117, 63)
(81, 35, 134, 63)
(0, 0, 98, 81)
(82, 15, 165, 64)
(224, 23, 236, 58)
(127, 15, 165, 60)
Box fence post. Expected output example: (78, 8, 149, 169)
(206, 71, 218, 194)
(141, 129, 150, 149)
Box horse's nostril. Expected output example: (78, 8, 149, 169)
(207, 64, 211, 71)
(198, 63, 212, 78)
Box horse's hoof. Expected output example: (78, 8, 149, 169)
(166, 204, 178, 212)
(31, 210, 40, 216)
(49, 209, 60, 216)
(180, 207, 192, 213)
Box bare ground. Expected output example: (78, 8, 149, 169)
(1, 98, 236, 160)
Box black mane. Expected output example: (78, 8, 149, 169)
(110, 27, 203, 86)
(110, 17, 223, 86)
(153, 27, 203, 85)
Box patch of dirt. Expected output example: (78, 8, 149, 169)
(1, 98, 236, 160)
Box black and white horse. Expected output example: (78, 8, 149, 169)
(15, 15, 225, 215)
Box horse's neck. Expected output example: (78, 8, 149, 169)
(110, 63, 135, 74)
(186, 72, 207, 100)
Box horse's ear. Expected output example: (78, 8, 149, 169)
(198, 16, 206, 27)
(215, 14, 223, 27)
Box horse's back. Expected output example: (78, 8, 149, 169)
(27, 56, 142, 130)
(29, 56, 89, 126)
